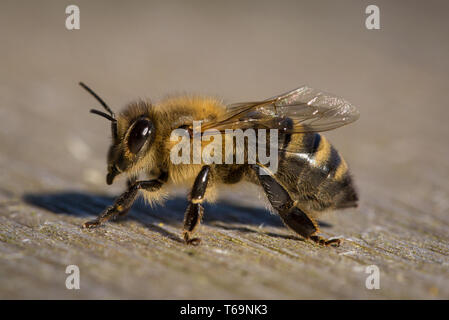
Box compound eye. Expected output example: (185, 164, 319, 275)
(128, 118, 152, 154)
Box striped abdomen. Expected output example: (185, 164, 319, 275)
(277, 132, 358, 212)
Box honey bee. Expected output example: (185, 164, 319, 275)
(79, 82, 359, 246)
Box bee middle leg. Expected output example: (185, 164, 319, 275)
(252, 165, 340, 247)
(182, 165, 211, 245)
(82, 173, 167, 229)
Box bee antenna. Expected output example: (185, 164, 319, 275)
(80, 82, 118, 139)
(79, 82, 116, 118)
(90, 109, 116, 122)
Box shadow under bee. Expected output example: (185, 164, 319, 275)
(23, 192, 333, 241)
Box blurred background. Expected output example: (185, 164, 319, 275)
(0, 0, 448, 299)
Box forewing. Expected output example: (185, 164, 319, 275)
(270, 86, 360, 132)
(201, 86, 359, 134)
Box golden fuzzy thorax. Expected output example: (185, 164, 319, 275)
(114, 95, 227, 205)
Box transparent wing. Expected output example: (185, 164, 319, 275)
(201, 86, 359, 134)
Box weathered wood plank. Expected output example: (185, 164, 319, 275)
(0, 1, 448, 299)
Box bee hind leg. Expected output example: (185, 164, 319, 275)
(252, 165, 340, 247)
(182, 166, 210, 245)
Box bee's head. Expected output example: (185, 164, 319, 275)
(106, 114, 155, 184)
(79, 82, 155, 185)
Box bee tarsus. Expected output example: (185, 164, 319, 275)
(310, 235, 342, 247)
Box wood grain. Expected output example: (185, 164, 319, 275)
(0, 0, 448, 299)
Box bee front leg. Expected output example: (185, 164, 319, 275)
(182, 166, 210, 245)
(117, 177, 138, 217)
(82, 173, 167, 229)
(252, 165, 340, 247)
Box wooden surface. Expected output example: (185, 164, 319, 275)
(0, 1, 448, 299)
